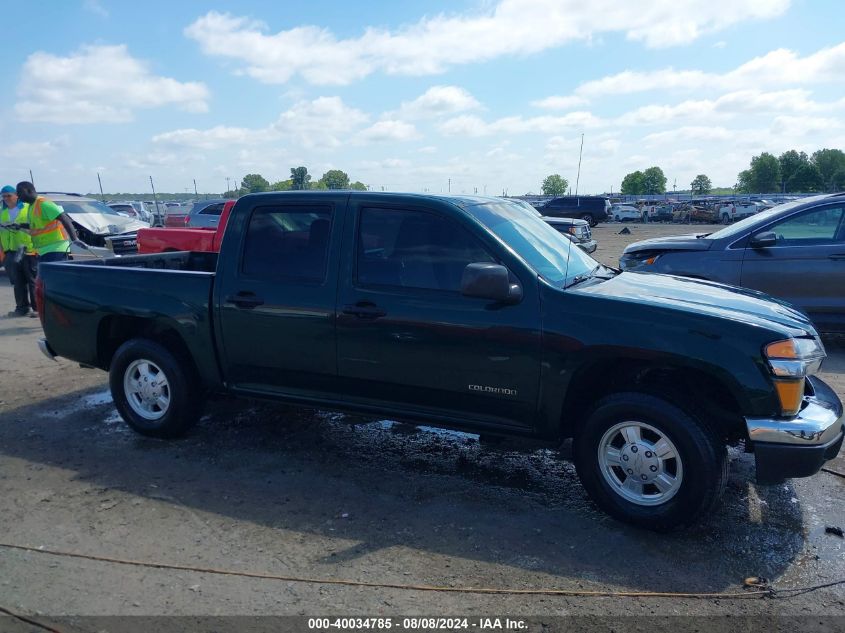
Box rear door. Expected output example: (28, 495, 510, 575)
(215, 193, 347, 396)
(334, 198, 542, 430)
(741, 203, 845, 331)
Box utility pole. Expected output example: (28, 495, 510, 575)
(97, 172, 105, 202)
(575, 133, 584, 196)
(29, 170, 34, 188)
(226, 177, 230, 195)
(448, 178, 451, 193)
(193, 179, 198, 197)
(150, 176, 163, 226)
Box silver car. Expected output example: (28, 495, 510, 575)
(47, 193, 147, 255)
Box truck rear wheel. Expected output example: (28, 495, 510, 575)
(573, 392, 727, 531)
(580, 213, 596, 227)
(109, 338, 203, 438)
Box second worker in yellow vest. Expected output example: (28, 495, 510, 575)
(1, 185, 38, 317)
(16, 181, 83, 264)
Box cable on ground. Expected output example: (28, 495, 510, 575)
(2, 540, 844, 600)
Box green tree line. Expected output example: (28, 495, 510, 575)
(736, 149, 845, 193)
(226, 167, 368, 197)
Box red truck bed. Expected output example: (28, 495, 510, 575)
(138, 200, 234, 254)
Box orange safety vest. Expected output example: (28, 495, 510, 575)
(29, 197, 70, 254)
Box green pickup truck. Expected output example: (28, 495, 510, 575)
(36, 192, 843, 530)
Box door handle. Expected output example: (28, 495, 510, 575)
(829, 254, 845, 261)
(342, 302, 386, 319)
(225, 292, 264, 309)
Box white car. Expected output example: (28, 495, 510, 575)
(716, 200, 763, 224)
(610, 204, 641, 222)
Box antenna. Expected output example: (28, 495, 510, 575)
(575, 133, 584, 195)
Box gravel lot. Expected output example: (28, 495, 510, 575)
(0, 223, 843, 625)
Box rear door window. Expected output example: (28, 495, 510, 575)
(241, 206, 333, 281)
(199, 203, 225, 216)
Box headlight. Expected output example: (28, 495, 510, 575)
(764, 337, 825, 377)
(620, 251, 661, 270)
(764, 337, 825, 416)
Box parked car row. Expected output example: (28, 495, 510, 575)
(605, 199, 777, 224)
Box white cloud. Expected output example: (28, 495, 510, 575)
(83, 0, 108, 18)
(357, 120, 420, 143)
(16, 44, 209, 124)
(153, 126, 271, 150)
(571, 41, 845, 100)
(439, 111, 603, 137)
(154, 96, 370, 152)
(616, 89, 843, 126)
(396, 85, 481, 119)
(185, 2, 790, 85)
(273, 96, 369, 149)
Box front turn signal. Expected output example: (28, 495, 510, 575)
(774, 379, 804, 417)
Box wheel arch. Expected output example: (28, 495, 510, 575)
(557, 357, 749, 443)
(96, 315, 200, 383)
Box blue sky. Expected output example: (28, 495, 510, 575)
(2, 0, 844, 195)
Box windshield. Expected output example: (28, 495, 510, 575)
(463, 200, 597, 285)
(58, 200, 127, 216)
(707, 197, 819, 240)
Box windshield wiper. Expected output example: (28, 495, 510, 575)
(696, 233, 712, 239)
(564, 265, 603, 289)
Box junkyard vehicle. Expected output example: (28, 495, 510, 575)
(36, 192, 843, 530)
(538, 195, 610, 227)
(717, 200, 764, 224)
(45, 193, 146, 255)
(510, 199, 597, 254)
(672, 200, 718, 223)
(165, 199, 226, 229)
(620, 193, 845, 333)
(611, 205, 641, 222)
(138, 201, 235, 253)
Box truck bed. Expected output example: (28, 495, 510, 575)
(37, 251, 220, 386)
(71, 250, 218, 272)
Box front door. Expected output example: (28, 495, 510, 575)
(741, 203, 845, 332)
(335, 201, 542, 430)
(215, 194, 347, 397)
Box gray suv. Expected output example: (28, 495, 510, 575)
(620, 193, 845, 333)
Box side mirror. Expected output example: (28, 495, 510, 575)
(461, 263, 522, 304)
(750, 231, 777, 248)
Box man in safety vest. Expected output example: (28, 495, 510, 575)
(1, 185, 38, 316)
(15, 181, 83, 264)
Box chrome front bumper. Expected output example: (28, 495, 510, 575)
(745, 376, 844, 484)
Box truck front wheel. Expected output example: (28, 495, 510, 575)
(573, 392, 727, 531)
(109, 338, 203, 438)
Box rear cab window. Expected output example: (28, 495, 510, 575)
(241, 205, 333, 282)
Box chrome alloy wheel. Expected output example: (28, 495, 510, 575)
(598, 421, 684, 506)
(123, 359, 171, 421)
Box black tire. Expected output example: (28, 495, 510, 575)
(573, 392, 727, 531)
(581, 213, 596, 227)
(721, 214, 731, 225)
(109, 338, 203, 438)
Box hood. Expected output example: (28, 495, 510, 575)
(72, 213, 147, 235)
(572, 271, 815, 337)
(624, 233, 712, 254)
